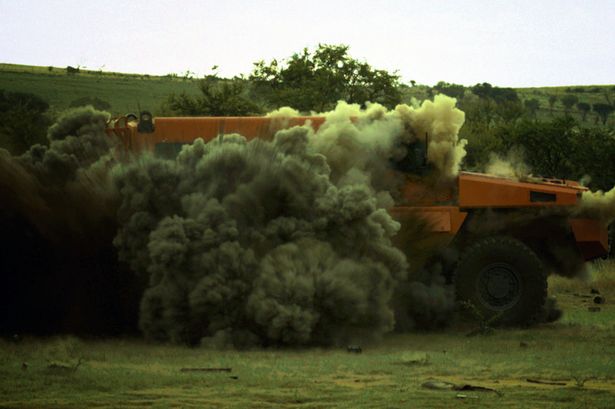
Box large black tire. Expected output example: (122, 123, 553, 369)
(455, 236, 547, 325)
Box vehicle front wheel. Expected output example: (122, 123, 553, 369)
(455, 236, 547, 325)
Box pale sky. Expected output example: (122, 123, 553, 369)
(1, 0, 613, 87)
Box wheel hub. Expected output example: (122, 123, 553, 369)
(477, 263, 521, 310)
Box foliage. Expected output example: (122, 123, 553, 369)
(0, 89, 51, 154)
(496, 100, 525, 123)
(548, 95, 558, 111)
(498, 117, 615, 190)
(433, 81, 465, 100)
(462, 83, 524, 124)
(471, 82, 519, 104)
(250, 44, 401, 112)
(462, 106, 615, 191)
(577, 102, 591, 121)
(164, 76, 261, 116)
(593, 103, 614, 125)
(0, 65, 202, 115)
(524, 98, 540, 118)
(461, 118, 505, 170)
(561, 94, 579, 113)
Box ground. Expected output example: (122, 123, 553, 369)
(1, 260, 614, 408)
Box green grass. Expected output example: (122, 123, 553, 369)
(0, 63, 201, 116)
(3, 63, 614, 126)
(1, 261, 614, 408)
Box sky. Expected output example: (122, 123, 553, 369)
(0, 0, 613, 87)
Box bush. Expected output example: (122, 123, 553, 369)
(497, 117, 615, 190)
(0, 90, 51, 154)
(164, 76, 260, 116)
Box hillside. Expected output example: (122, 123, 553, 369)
(0, 63, 201, 115)
(1, 63, 614, 124)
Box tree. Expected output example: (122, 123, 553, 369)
(471, 83, 519, 104)
(592, 103, 614, 125)
(548, 95, 557, 113)
(561, 94, 578, 114)
(164, 76, 260, 116)
(567, 125, 615, 191)
(497, 117, 577, 179)
(524, 98, 540, 118)
(433, 81, 465, 100)
(250, 44, 401, 112)
(576, 102, 591, 121)
(469, 83, 522, 123)
(66, 66, 80, 75)
(496, 100, 525, 123)
(0, 90, 51, 154)
(495, 117, 615, 190)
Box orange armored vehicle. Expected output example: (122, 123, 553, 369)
(107, 112, 609, 325)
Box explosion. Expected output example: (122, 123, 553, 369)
(107, 96, 466, 345)
(12, 94, 606, 346)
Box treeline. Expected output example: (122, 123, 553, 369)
(159, 45, 614, 191)
(1, 44, 614, 190)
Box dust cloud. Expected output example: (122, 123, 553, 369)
(485, 149, 531, 181)
(113, 129, 407, 346)
(113, 97, 468, 346)
(10, 94, 609, 345)
(576, 187, 615, 225)
(0, 107, 138, 335)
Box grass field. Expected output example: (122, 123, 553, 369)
(1, 260, 614, 409)
(0, 63, 201, 115)
(2, 63, 614, 125)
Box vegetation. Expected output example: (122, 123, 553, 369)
(593, 103, 615, 125)
(0, 90, 51, 154)
(162, 76, 261, 116)
(250, 44, 401, 112)
(1, 61, 613, 125)
(1, 261, 614, 408)
(2, 54, 614, 191)
(0, 63, 201, 115)
(561, 94, 579, 114)
(463, 116, 615, 191)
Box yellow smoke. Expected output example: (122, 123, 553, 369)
(395, 94, 467, 179)
(269, 95, 467, 181)
(265, 106, 300, 118)
(578, 187, 615, 224)
(485, 150, 531, 181)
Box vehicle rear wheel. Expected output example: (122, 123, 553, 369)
(455, 236, 547, 325)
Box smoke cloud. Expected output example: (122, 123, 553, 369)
(113, 128, 409, 346)
(0, 107, 138, 335)
(4, 95, 555, 345)
(396, 95, 467, 179)
(485, 148, 531, 181)
(576, 187, 615, 225)
(113, 98, 468, 346)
